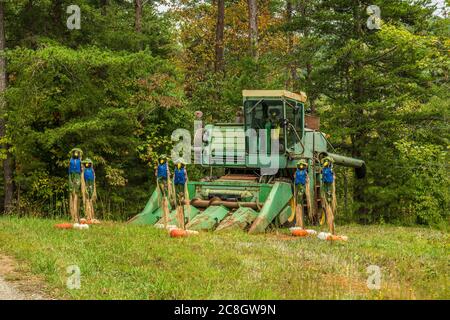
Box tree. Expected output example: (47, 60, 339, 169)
(214, 0, 225, 73)
(101, 0, 109, 16)
(247, 0, 258, 58)
(285, 0, 296, 90)
(135, 0, 143, 33)
(0, 1, 13, 213)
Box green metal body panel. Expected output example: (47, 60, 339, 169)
(202, 124, 246, 167)
(215, 207, 259, 232)
(276, 204, 292, 226)
(185, 205, 229, 231)
(184, 205, 201, 221)
(302, 130, 327, 159)
(248, 182, 293, 234)
(129, 189, 160, 225)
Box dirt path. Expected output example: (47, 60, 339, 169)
(0, 254, 48, 300)
(0, 275, 28, 300)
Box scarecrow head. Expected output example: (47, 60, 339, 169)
(321, 156, 334, 168)
(297, 160, 308, 170)
(83, 158, 94, 168)
(71, 148, 83, 159)
(158, 155, 167, 165)
(176, 160, 185, 170)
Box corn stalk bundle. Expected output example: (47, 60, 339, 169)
(81, 172, 97, 221)
(288, 184, 296, 223)
(320, 189, 335, 235)
(331, 175, 337, 215)
(81, 171, 87, 218)
(325, 201, 335, 235)
(70, 192, 79, 223)
(176, 206, 185, 230)
(305, 179, 313, 222)
(166, 164, 176, 207)
(162, 196, 170, 229)
(184, 177, 191, 225)
(295, 203, 304, 228)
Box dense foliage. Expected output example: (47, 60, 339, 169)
(5, 45, 186, 219)
(0, 0, 448, 226)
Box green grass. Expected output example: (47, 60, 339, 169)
(0, 216, 448, 299)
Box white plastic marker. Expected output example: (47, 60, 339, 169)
(317, 232, 331, 240)
(73, 223, 89, 230)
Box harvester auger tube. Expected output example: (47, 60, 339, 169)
(319, 152, 366, 179)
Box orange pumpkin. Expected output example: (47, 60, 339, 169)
(54, 223, 73, 229)
(170, 228, 188, 238)
(291, 229, 309, 237)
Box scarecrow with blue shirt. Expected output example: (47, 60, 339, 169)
(155, 155, 169, 197)
(173, 160, 188, 229)
(68, 148, 83, 222)
(81, 158, 96, 221)
(293, 160, 309, 228)
(321, 156, 335, 203)
(320, 156, 336, 234)
(155, 155, 172, 228)
(174, 161, 188, 206)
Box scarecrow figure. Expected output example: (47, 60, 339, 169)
(155, 155, 172, 228)
(289, 160, 313, 228)
(293, 160, 309, 228)
(321, 157, 335, 202)
(173, 160, 188, 229)
(321, 156, 336, 234)
(81, 158, 96, 221)
(68, 148, 83, 222)
(155, 155, 169, 197)
(174, 161, 188, 206)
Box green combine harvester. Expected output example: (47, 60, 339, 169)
(129, 90, 366, 233)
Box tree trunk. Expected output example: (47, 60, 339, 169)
(214, 0, 225, 73)
(247, 0, 258, 59)
(100, 0, 109, 16)
(135, 0, 143, 33)
(285, 0, 297, 90)
(51, 0, 63, 32)
(0, 2, 14, 213)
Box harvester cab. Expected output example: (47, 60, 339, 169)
(130, 90, 366, 233)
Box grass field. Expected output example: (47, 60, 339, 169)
(0, 217, 448, 299)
